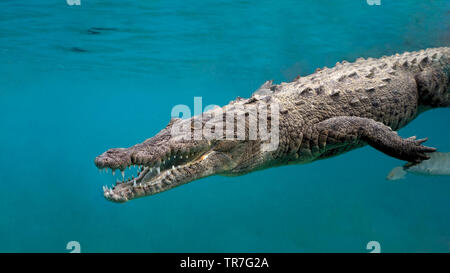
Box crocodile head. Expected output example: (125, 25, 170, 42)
(94, 105, 279, 202)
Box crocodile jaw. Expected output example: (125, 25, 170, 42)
(101, 154, 211, 202)
(95, 141, 219, 202)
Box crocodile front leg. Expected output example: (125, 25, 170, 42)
(316, 116, 437, 163)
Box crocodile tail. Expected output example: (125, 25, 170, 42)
(415, 47, 450, 108)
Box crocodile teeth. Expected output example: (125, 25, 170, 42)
(157, 167, 160, 174)
(121, 171, 125, 180)
(172, 165, 175, 170)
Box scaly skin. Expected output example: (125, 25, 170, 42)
(95, 47, 449, 202)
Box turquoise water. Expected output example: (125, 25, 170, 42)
(0, 0, 449, 252)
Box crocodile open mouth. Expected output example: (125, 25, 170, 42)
(96, 147, 213, 203)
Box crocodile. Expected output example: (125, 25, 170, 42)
(95, 47, 449, 203)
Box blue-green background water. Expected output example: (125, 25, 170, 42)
(0, 0, 449, 252)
